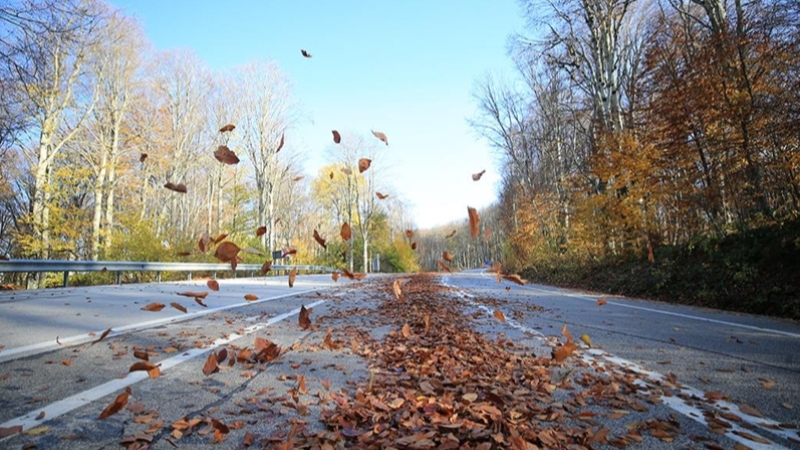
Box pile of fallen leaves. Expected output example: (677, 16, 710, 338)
(260, 274, 665, 449)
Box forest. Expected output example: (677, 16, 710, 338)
(1, 0, 799, 318)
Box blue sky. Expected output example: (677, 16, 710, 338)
(108, 1, 524, 229)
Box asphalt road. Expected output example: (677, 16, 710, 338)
(0, 271, 798, 449)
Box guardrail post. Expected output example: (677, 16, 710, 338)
(157, 271, 162, 283)
(62, 271, 69, 287)
(213, 271, 217, 280)
(187, 271, 192, 281)
(233, 269, 237, 279)
(116, 271, 121, 285)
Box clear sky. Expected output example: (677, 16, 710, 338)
(108, 0, 525, 229)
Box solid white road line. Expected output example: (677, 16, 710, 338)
(0, 300, 325, 439)
(0, 288, 321, 363)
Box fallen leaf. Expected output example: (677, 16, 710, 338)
(423, 314, 430, 335)
(288, 267, 297, 288)
(24, 425, 49, 436)
(219, 124, 235, 132)
(552, 342, 578, 362)
(493, 310, 505, 322)
(170, 302, 187, 313)
(371, 130, 388, 145)
(301, 49, 312, 58)
(402, 323, 412, 338)
(260, 260, 272, 275)
(313, 230, 327, 249)
(738, 404, 763, 418)
(203, 352, 219, 375)
(256, 226, 267, 237)
(61, 359, 73, 366)
(133, 350, 148, 361)
(376, 192, 388, 199)
(324, 328, 338, 350)
(0, 425, 22, 439)
(332, 130, 341, 144)
(472, 169, 486, 181)
(597, 298, 608, 306)
(358, 158, 371, 173)
(141, 303, 165, 312)
(467, 206, 480, 239)
(299, 305, 311, 330)
(214, 242, 241, 262)
(207, 279, 219, 291)
(35, 411, 45, 420)
(443, 251, 454, 263)
(98, 389, 130, 419)
(213, 145, 239, 164)
(91, 327, 112, 345)
(781, 402, 793, 409)
(242, 432, 256, 447)
(341, 222, 352, 240)
(244, 294, 258, 301)
(139, 153, 147, 163)
(164, 182, 187, 194)
(760, 378, 776, 389)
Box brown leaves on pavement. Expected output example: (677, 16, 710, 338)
(170, 302, 187, 313)
(493, 309, 506, 322)
(213, 145, 239, 164)
(203, 351, 219, 375)
(164, 182, 187, 194)
(371, 130, 388, 145)
(467, 206, 480, 239)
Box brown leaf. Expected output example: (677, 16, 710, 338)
(329, 171, 334, 179)
(331, 272, 340, 282)
(242, 432, 256, 447)
(402, 323, 411, 338)
(260, 260, 272, 275)
(288, 267, 297, 288)
(281, 247, 297, 257)
(561, 323, 574, 343)
(493, 309, 505, 322)
(213, 145, 239, 165)
(293, 175, 304, 181)
(299, 305, 311, 330)
(552, 342, 578, 362)
(177, 291, 208, 299)
(207, 279, 219, 291)
(203, 351, 219, 375)
(301, 49, 312, 58)
(358, 158, 371, 173)
(341, 269, 355, 280)
(275, 132, 285, 153)
(139, 153, 148, 163)
(483, 226, 492, 242)
(738, 404, 763, 418)
(35, 411, 45, 420)
(371, 130, 388, 145)
(332, 130, 341, 144)
(216, 348, 228, 364)
(392, 278, 406, 300)
(297, 374, 307, 394)
(98, 389, 130, 419)
(376, 192, 388, 199)
(467, 206, 480, 239)
(256, 226, 267, 237)
(0, 425, 22, 439)
(323, 328, 338, 350)
(502, 273, 526, 285)
(195, 297, 208, 307)
(445, 229, 457, 238)
(164, 182, 187, 194)
(129, 362, 160, 379)
(91, 327, 112, 345)
(597, 298, 608, 306)
(219, 124, 235, 133)
(198, 233, 211, 252)
(405, 229, 414, 238)
(340, 222, 352, 240)
(214, 241, 241, 262)
(437, 260, 451, 273)
(212, 233, 228, 244)
(423, 314, 430, 335)
(244, 294, 258, 301)
(170, 302, 187, 313)
(313, 230, 327, 249)
(141, 303, 165, 312)
(472, 169, 486, 181)
(133, 350, 149, 361)
(443, 251, 454, 263)
(411, 241, 417, 250)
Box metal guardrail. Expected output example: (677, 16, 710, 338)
(0, 260, 335, 287)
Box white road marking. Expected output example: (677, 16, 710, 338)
(475, 270, 800, 339)
(447, 279, 792, 449)
(0, 288, 321, 363)
(0, 300, 325, 439)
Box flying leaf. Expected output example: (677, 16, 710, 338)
(198, 233, 211, 252)
(203, 351, 219, 375)
(141, 303, 165, 312)
(437, 260, 451, 273)
(133, 350, 148, 361)
(212, 233, 228, 244)
(213, 145, 239, 165)
(256, 226, 267, 237)
(402, 323, 411, 338)
(129, 362, 160, 379)
(139, 153, 147, 163)
(219, 124, 235, 133)
(561, 323, 574, 344)
(493, 309, 505, 322)
(371, 130, 388, 145)
(341, 167, 352, 175)
(552, 342, 579, 362)
(411, 242, 417, 250)
(580, 334, 592, 347)
(332, 130, 341, 144)
(98, 389, 130, 420)
(329, 171, 334, 179)
(313, 230, 327, 249)
(275, 133, 285, 153)
(376, 192, 388, 200)
(483, 227, 492, 242)
(195, 297, 208, 307)
(299, 305, 311, 330)
(443, 251, 454, 263)
(293, 175, 304, 181)
(214, 241, 241, 262)
(91, 327, 112, 345)
(164, 182, 187, 194)
(177, 291, 208, 299)
(288, 267, 297, 287)
(358, 158, 371, 173)
(340, 222, 352, 240)
(502, 273, 526, 285)
(281, 247, 297, 257)
(170, 302, 187, 313)
(244, 294, 258, 301)
(467, 206, 480, 239)
(341, 269, 355, 280)
(392, 278, 407, 300)
(405, 230, 414, 238)
(445, 229, 457, 238)
(331, 272, 340, 282)
(258, 261, 271, 276)
(207, 279, 219, 291)
(597, 298, 608, 306)
(472, 169, 486, 181)
(301, 49, 312, 58)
